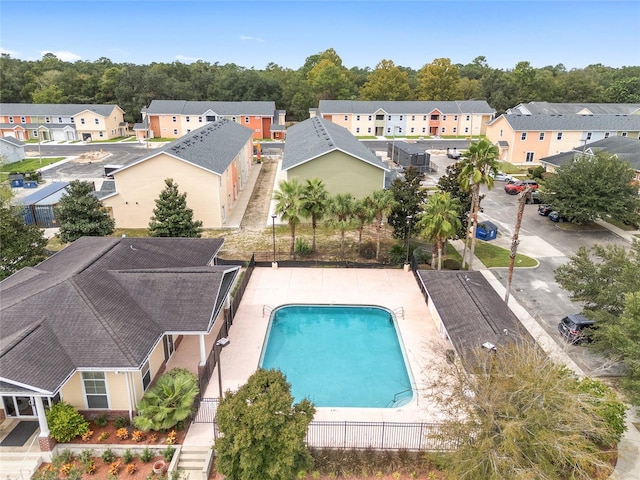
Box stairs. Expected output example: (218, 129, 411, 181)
(0, 452, 43, 480)
(174, 446, 213, 480)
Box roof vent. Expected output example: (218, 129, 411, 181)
(482, 342, 497, 352)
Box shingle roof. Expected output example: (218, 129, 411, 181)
(115, 119, 253, 176)
(318, 100, 495, 115)
(541, 136, 640, 169)
(146, 100, 276, 116)
(0, 136, 24, 147)
(416, 271, 534, 364)
(508, 102, 640, 116)
(495, 113, 640, 131)
(17, 182, 69, 206)
(0, 237, 237, 394)
(282, 117, 388, 171)
(0, 103, 121, 117)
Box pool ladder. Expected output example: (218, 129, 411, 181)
(263, 305, 274, 317)
(393, 306, 404, 320)
(386, 388, 413, 408)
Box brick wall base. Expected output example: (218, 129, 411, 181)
(38, 435, 56, 452)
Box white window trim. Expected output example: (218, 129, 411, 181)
(539, 132, 545, 141)
(525, 151, 535, 163)
(81, 371, 110, 409)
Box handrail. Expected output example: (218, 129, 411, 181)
(18, 425, 41, 480)
(393, 306, 404, 320)
(386, 387, 413, 407)
(262, 305, 273, 318)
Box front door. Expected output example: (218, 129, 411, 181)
(2, 396, 36, 417)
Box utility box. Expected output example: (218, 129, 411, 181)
(476, 221, 498, 241)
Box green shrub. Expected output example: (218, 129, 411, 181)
(162, 446, 176, 462)
(113, 415, 128, 428)
(531, 165, 546, 180)
(45, 401, 90, 443)
(101, 449, 116, 464)
(442, 258, 461, 270)
(294, 238, 312, 256)
(577, 378, 627, 446)
(94, 413, 108, 427)
(140, 447, 154, 463)
(123, 449, 134, 464)
(388, 244, 406, 264)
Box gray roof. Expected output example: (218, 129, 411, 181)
(282, 117, 388, 171)
(318, 100, 495, 115)
(94, 180, 116, 200)
(541, 136, 640, 169)
(17, 182, 69, 206)
(0, 236, 237, 395)
(146, 100, 276, 116)
(508, 102, 640, 116)
(0, 103, 122, 117)
(116, 119, 253, 176)
(0, 136, 24, 147)
(494, 113, 640, 131)
(416, 270, 535, 364)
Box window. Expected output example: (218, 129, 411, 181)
(367, 127, 371, 133)
(431, 114, 439, 120)
(387, 128, 391, 134)
(443, 115, 447, 121)
(344, 115, 348, 121)
(356, 115, 360, 121)
(8, 117, 13, 123)
(466, 115, 470, 121)
(173, 129, 178, 135)
(604, 132, 610, 138)
(82, 372, 108, 408)
(557, 132, 563, 140)
(521, 132, 527, 141)
(232, 117, 236, 122)
(399, 115, 403, 120)
(245, 117, 250, 123)
(586, 132, 592, 140)
(186, 129, 191, 133)
(141, 361, 151, 390)
(454, 115, 458, 121)
(172, 116, 177, 122)
(45, 117, 50, 123)
(423, 116, 427, 121)
(33, 130, 38, 137)
(622, 132, 628, 137)
(453, 127, 457, 133)
(388, 116, 391, 121)
(422, 127, 426, 133)
(198, 117, 203, 122)
(499, 129, 503, 137)
(70, 117, 74, 123)
(398, 127, 402, 133)
(441, 127, 446, 133)
(368, 115, 372, 121)
(465, 127, 469, 133)
(539, 132, 545, 141)
(99, 132, 104, 137)
(186, 116, 190, 122)
(94, 118, 99, 125)
(411, 115, 415, 121)
(356, 127, 360, 133)
(20, 116, 25, 123)
(58, 117, 62, 123)
(410, 127, 414, 133)
(525, 152, 535, 163)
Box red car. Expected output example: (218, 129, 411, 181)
(504, 180, 538, 195)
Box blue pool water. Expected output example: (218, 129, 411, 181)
(259, 305, 414, 408)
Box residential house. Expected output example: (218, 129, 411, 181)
(100, 119, 253, 228)
(507, 102, 640, 116)
(540, 136, 640, 181)
(0, 104, 127, 142)
(141, 100, 286, 140)
(0, 236, 239, 451)
(486, 113, 640, 165)
(311, 100, 496, 138)
(282, 117, 388, 199)
(0, 135, 25, 163)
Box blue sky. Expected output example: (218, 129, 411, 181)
(1, 1, 639, 70)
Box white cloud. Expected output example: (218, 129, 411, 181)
(0, 47, 19, 57)
(175, 55, 200, 63)
(240, 36, 264, 43)
(40, 50, 82, 62)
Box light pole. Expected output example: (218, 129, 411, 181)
(215, 337, 230, 398)
(271, 214, 277, 269)
(404, 215, 413, 271)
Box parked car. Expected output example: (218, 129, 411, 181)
(493, 171, 513, 182)
(549, 211, 568, 222)
(525, 190, 542, 204)
(538, 204, 552, 215)
(558, 314, 596, 344)
(447, 149, 461, 159)
(504, 180, 538, 194)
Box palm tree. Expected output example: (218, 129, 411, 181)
(458, 139, 499, 269)
(300, 178, 329, 252)
(327, 193, 355, 258)
(366, 189, 397, 261)
(417, 192, 462, 270)
(352, 197, 374, 255)
(273, 177, 305, 258)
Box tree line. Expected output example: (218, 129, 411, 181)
(2, 49, 639, 124)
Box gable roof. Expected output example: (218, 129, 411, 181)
(0, 237, 238, 395)
(540, 136, 640, 170)
(416, 270, 534, 363)
(318, 100, 495, 115)
(507, 102, 640, 116)
(492, 113, 640, 131)
(0, 136, 24, 147)
(282, 117, 388, 171)
(145, 100, 276, 116)
(0, 103, 122, 117)
(114, 119, 253, 176)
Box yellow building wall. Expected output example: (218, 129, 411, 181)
(288, 151, 385, 199)
(104, 154, 224, 228)
(60, 371, 131, 411)
(103, 107, 125, 138)
(60, 373, 84, 408)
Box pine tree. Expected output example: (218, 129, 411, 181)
(55, 180, 115, 243)
(148, 178, 203, 237)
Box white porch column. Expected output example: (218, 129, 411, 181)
(34, 396, 49, 437)
(199, 334, 206, 365)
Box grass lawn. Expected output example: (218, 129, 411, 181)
(474, 240, 538, 268)
(497, 162, 530, 175)
(90, 136, 135, 143)
(1, 157, 66, 173)
(604, 217, 638, 231)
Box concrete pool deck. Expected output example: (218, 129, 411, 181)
(185, 267, 448, 446)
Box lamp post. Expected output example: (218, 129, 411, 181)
(215, 337, 230, 398)
(271, 214, 277, 269)
(404, 215, 413, 271)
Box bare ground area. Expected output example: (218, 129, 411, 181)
(240, 160, 277, 231)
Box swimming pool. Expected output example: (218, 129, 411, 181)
(259, 304, 414, 408)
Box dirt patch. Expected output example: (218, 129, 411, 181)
(74, 150, 111, 163)
(37, 454, 167, 480)
(240, 160, 277, 231)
